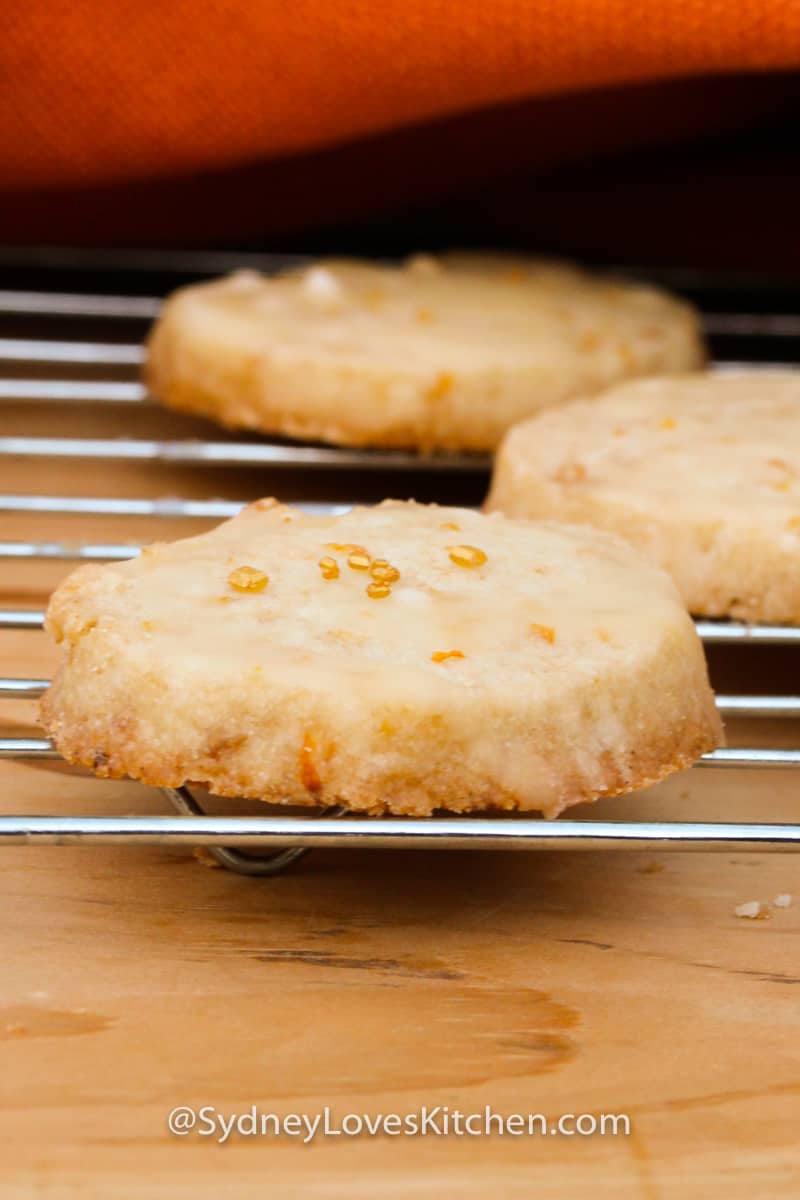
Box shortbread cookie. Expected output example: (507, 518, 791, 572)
(41, 500, 720, 818)
(487, 371, 800, 623)
(145, 254, 705, 452)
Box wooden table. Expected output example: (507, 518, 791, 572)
(2, 427, 799, 1199)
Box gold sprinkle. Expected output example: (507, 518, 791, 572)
(448, 544, 487, 568)
(141, 619, 156, 633)
(659, 417, 676, 430)
(530, 623, 556, 644)
(366, 581, 392, 599)
(326, 542, 367, 554)
(370, 559, 400, 583)
(597, 628, 611, 642)
(441, 521, 460, 531)
(431, 650, 465, 663)
(227, 566, 269, 592)
(216, 595, 233, 604)
(318, 556, 340, 580)
(348, 551, 372, 571)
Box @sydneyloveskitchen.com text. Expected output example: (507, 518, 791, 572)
(168, 1104, 631, 1144)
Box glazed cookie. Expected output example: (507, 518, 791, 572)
(487, 370, 800, 623)
(41, 500, 720, 817)
(145, 254, 705, 452)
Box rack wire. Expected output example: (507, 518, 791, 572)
(2, 250, 800, 873)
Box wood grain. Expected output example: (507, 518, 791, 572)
(2, 410, 800, 1198)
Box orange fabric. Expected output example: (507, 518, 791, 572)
(2, 72, 797, 253)
(4, 0, 800, 192)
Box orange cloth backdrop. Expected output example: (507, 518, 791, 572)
(3, 1, 800, 248)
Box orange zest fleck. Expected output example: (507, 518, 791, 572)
(431, 650, 465, 663)
(299, 732, 321, 793)
(426, 372, 454, 402)
(554, 463, 587, 484)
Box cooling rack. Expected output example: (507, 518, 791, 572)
(1, 249, 800, 874)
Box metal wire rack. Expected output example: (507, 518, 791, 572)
(2, 250, 800, 874)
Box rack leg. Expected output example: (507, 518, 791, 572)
(161, 786, 319, 877)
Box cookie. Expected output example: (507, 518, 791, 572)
(487, 370, 800, 623)
(40, 499, 720, 818)
(144, 254, 705, 452)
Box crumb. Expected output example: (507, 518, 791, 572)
(406, 253, 441, 277)
(734, 900, 763, 919)
(302, 266, 344, 309)
(773, 893, 792, 908)
(192, 847, 222, 869)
